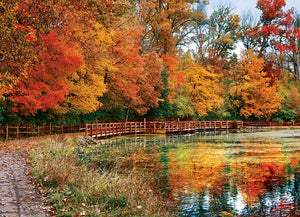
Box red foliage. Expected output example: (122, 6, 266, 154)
(246, 0, 300, 55)
(291, 156, 299, 168)
(9, 31, 84, 115)
(257, 0, 287, 21)
(264, 61, 282, 85)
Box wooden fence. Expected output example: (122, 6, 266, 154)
(1, 121, 300, 140)
(0, 124, 86, 140)
(85, 121, 244, 139)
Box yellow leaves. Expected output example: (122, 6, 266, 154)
(52, 18, 115, 114)
(77, 21, 113, 48)
(55, 70, 106, 114)
(212, 34, 234, 45)
(229, 49, 282, 119)
(228, 14, 240, 30)
(184, 59, 224, 117)
(0, 72, 16, 96)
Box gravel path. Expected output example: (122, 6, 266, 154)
(0, 149, 50, 217)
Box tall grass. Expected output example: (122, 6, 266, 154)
(29, 136, 176, 216)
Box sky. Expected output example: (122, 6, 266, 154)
(207, 0, 300, 17)
(205, 0, 300, 55)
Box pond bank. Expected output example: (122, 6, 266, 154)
(27, 136, 176, 216)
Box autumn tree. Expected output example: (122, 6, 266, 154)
(1, 0, 116, 117)
(8, 31, 84, 115)
(182, 53, 224, 117)
(275, 86, 300, 120)
(137, 0, 207, 54)
(53, 15, 113, 114)
(228, 50, 282, 119)
(136, 0, 207, 102)
(0, 1, 35, 99)
(241, 0, 300, 58)
(190, 6, 241, 82)
(288, 13, 300, 78)
(1, 1, 86, 115)
(196, 7, 240, 61)
(103, 17, 163, 118)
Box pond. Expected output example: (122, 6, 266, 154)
(78, 129, 300, 216)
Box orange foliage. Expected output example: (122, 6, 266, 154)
(287, 87, 300, 113)
(162, 54, 186, 101)
(8, 31, 84, 115)
(107, 23, 163, 114)
(229, 50, 282, 119)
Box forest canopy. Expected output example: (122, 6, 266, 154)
(0, 0, 300, 125)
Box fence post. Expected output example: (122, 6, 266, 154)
(37, 125, 40, 137)
(16, 125, 19, 138)
(85, 124, 88, 136)
(49, 123, 52, 135)
(180, 121, 182, 133)
(144, 118, 146, 133)
(96, 122, 98, 139)
(5, 124, 8, 140)
(91, 123, 94, 137)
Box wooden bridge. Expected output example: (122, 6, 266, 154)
(2, 121, 300, 140)
(85, 121, 244, 139)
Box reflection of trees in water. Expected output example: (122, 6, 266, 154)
(176, 173, 300, 216)
(169, 141, 300, 216)
(78, 132, 300, 216)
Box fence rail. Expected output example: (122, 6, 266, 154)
(0, 124, 86, 140)
(85, 121, 243, 139)
(1, 121, 300, 140)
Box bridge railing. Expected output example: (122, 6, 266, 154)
(1, 121, 299, 140)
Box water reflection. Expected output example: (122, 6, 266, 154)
(78, 129, 300, 216)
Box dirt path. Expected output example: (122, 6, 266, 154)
(0, 147, 51, 217)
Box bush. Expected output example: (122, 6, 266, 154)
(271, 108, 296, 122)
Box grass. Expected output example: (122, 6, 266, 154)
(28, 136, 176, 216)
